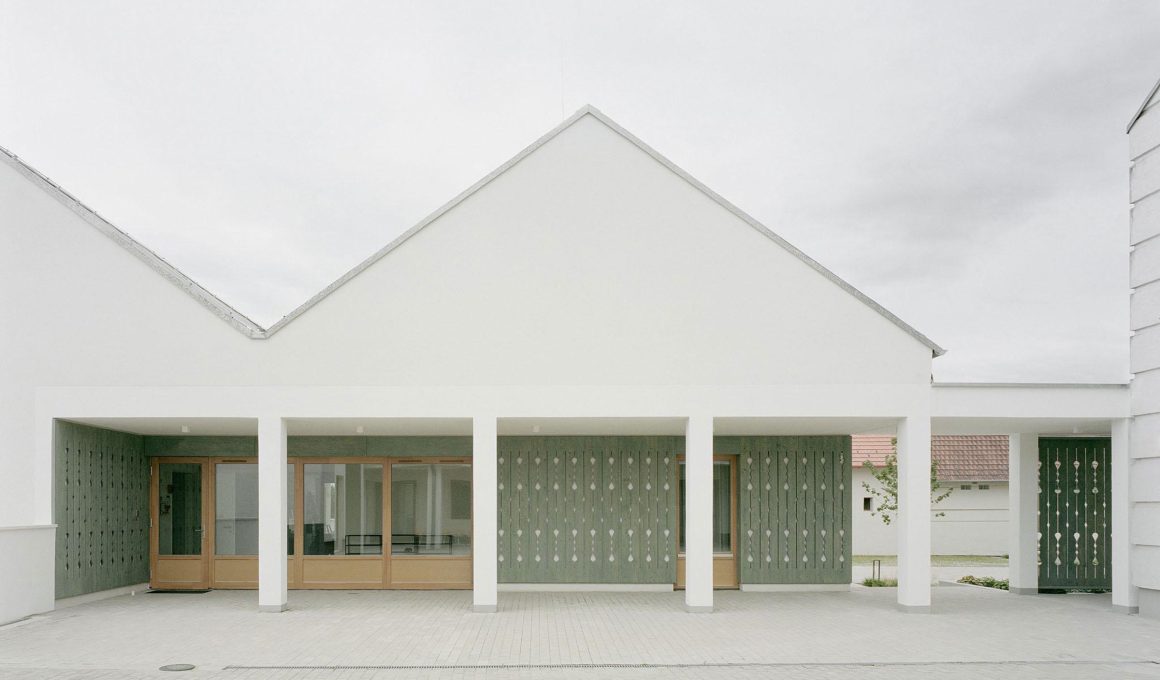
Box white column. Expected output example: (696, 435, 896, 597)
(684, 415, 713, 613)
(896, 415, 931, 612)
(1008, 433, 1039, 595)
(1112, 418, 1138, 613)
(472, 416, 498, 613)
(258, 416, 288, 612)
(34, 413, 54, 525)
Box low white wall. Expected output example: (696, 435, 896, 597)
(852, 468, 1009, 556)
(852, 564, 1008, 583)
(0, 525, 55, 625)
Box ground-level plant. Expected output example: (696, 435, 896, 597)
(957, 575, 1009, 590)
(861, 577, 898, 587)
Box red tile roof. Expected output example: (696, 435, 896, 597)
(851, 434, 1008, 482)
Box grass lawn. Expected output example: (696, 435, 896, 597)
(853, 554, 1008, 567)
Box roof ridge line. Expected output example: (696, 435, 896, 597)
(0, 145, 267, 338)
(262, 105, 597, 336)
(578, 107, 945, 357)
(3, 104, 944, 356)
(264, 105, 944, 356)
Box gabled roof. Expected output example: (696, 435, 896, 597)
(1128, 75, 1160, 133)
(0, 145, 265, 338)
(931, 435, 1009, 482)
(852, 434, 1009, 482)
(0, 106, 945, 355)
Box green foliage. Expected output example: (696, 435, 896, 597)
(957, 575, 1009, 590)
(861, 577, 898, 587)
(861, 438, 952, 526)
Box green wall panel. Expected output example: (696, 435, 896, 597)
(54, 421, 150, 598)
(1038, 437, 1112, 590)
(144, 436, 255, 457)
(144, 435, 471, 457)
(734, 436, 852, 584)
(497, 436, 681, 583)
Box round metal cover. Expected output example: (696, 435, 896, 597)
(159, 664, 195, 672)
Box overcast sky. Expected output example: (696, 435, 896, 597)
(3, 1, 1159, 382)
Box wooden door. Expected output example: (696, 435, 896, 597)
(150, 458, 212, 589)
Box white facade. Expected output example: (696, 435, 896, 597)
(0, 104, 1143, 624)
(852, 467, 1009, 556)
(1128, 79, 1160, 618)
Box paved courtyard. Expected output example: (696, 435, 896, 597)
(1, 585, 1158, 679)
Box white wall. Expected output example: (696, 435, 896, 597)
(0, 526, 55, 624)
(0, 111, 937, 620)
(852, 467, 1008, 556)
(0, 113, 936, 518)
(1131, 89, 1160, 618)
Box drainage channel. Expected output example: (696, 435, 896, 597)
(225, 659, 1160, 671)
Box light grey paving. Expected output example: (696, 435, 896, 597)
(0, 585, 1158, 680)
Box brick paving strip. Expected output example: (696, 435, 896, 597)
(225, 659, 1160, 670)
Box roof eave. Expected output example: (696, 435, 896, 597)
(1127, 76, 1160, 133)
(0, 146, 267, 338)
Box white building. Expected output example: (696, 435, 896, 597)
(852, 435, 1009, 557)
(1127, 76, 1160, 618)
(0, 104, 1142, 625)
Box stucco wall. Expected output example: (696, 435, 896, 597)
(0, 526, 55, 625)
(0, 111, 937, 620)
(851, 467, 1008, 556)
(0, 113, 934, 528)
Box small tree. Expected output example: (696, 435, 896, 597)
(861, 439, 952, 526)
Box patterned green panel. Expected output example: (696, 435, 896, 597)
(497, 437, 680, 583)
(54, 421, 150, 598)
(1038, 438, 1112, 590)
(143, 436, 472, 457)
(734, 436, 852, 584)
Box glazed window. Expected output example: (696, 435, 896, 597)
(157, 463, 203, 556)
(214, 463, 294, 556)
(678, 460, 732, 554)
(391, 463, 472, 556)
(303, 464, 384, 555)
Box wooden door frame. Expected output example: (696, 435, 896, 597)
(675, 454, 739, 588)
(150, 455, 474, 590)
(385, 457, 473, 589)
(295, 457, 388, 588)
(149, 457, 214, 589)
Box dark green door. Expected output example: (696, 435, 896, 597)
(1038, 438, 1111, 591)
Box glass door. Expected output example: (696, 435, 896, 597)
(150, 459, 212, 589)
(676, 456, 739, 589)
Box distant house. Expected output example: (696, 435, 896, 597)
(852, 435, 1009, 556)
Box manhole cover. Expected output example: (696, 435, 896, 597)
(160, 664, 195, 671)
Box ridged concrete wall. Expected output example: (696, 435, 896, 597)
(1129, 87, 1160, 617)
